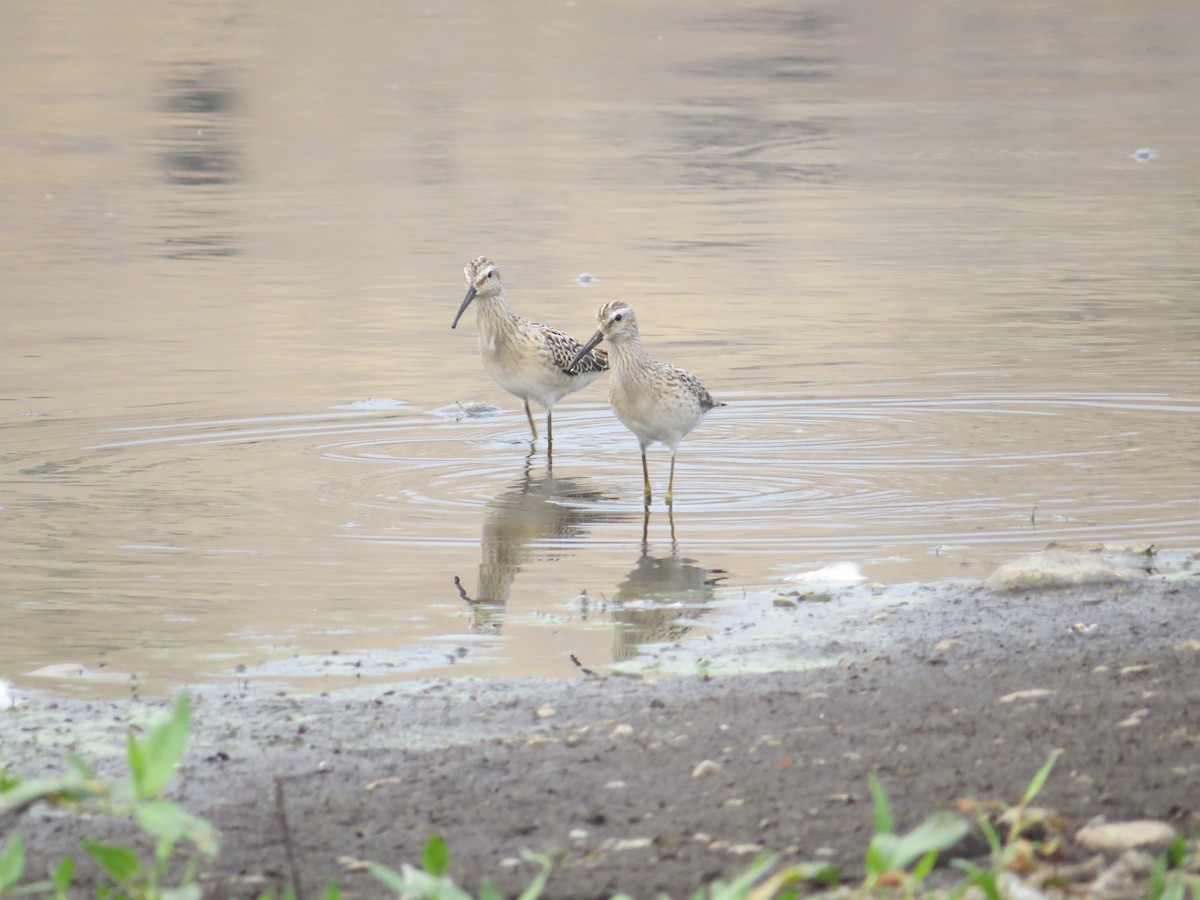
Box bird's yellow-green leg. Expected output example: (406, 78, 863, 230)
(546, 409, 554, 449)
(523, 400, 538, 442)
(642, 449, 652, 504)
(666, 451, 677, 507)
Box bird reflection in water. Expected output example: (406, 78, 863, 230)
(452, 451, 626, 631)
(610, 516, 729, 661)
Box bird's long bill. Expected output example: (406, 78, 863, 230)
(567, 329, 605, 372)
(451, 285, 477, 329)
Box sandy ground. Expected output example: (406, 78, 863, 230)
(3, 569, 1199, 898)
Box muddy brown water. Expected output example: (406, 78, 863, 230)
(3, 1, 1198, 697)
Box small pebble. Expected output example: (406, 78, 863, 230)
(998, 688, 1056, 704)
(611, 837, 652, 851)
(1118, 664, 1156, 678)
(1076, 819, 1177, 853)
(535, 706, 556, 719)
(692, 759, 723, 778)
(1116, 708, 1149, 729)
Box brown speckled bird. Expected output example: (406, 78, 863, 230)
(452, 257, 608, 448)
(569, 300, 724, 505)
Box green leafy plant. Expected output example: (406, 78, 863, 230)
(0, 832, 74, 900)
(0, 693, 216, 899)
(683, 853, 839, 900)
(862, 769, 970, 896)
(8, 724, 1192, 900)
(0, 835, 23, 895)
(1147, 836, 1200, 900)
(368, 833, 550, 900)
(949, 748, 1067, 889)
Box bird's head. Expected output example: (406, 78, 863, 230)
(453, 257, 503, 329)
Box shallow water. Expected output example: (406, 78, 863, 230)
(3, 1, 1198, 696)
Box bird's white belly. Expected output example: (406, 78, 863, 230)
(483, 340, 599, 407)
(610, 382, 698, 448)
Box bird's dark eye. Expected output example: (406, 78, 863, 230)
(614, 313, 623, 322)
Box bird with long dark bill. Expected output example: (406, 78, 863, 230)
(569, 300, 723, 505)
(452, 257, 608, 449)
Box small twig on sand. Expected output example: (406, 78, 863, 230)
(570, 653, 603, 680)
(452, 575, 474, 604)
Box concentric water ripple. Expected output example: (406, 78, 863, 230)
(11, 390, 1197, 572)
(318, 391, 1200, 562)
(3, 390, 1197, 694)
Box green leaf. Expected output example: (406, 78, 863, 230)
(514, 849, 554, 900)
(1149, 852, 1169, 899)
(910, 848, 937, 885)
(703, 854, 778, 899)
(133, 799, 218, 856)
(422, 833, 450, 876)
(887, 810, 969, 872)
(0, 833, 25, 891)
(949, 861, 1002, 900)
(1168, 834, 1190, 867)
(83, 841, 141, 884)
(51, 855, 75, 896)
(366, 862, 407, 893)
(743, 860, 840, 900)
(133, 694, 191, 799)
(478, 882, 505, 900)
(322, 879, 342, 900)
(976, 809, 1002, 856)
(761, 861, 840, 891)
(865, 833, 897, 877)
(972, 868, 1004, 900)
(867, 769, 894, 836)
(368, 860, 476, 900)
(180, 855, 199, 890)
(126, 731, 147, 797)
(0, 775, 103, 814)
(1018, 749, 1061, 808)
(66, 754, 95, 780)
(135, 799, 192, 844)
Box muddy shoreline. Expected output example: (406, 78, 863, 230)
(3, 570, 1199, 898)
